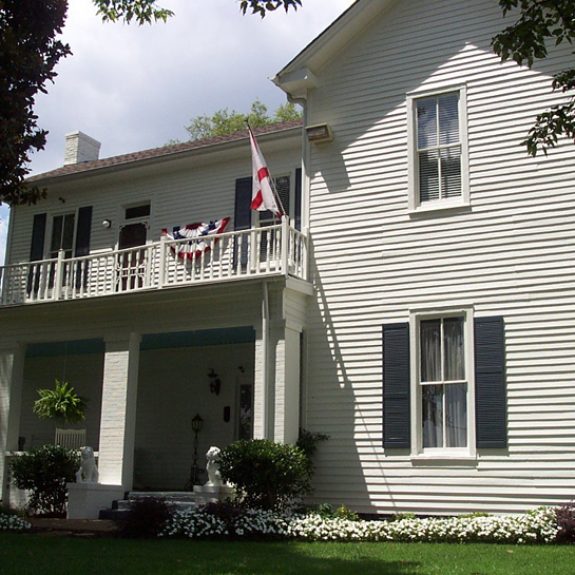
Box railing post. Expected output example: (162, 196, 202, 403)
(281, 216, 289, 277)
(54, 250, 65, 300)
(158, 236, 167, 288)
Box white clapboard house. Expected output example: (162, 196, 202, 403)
(1, 0, 574, 517)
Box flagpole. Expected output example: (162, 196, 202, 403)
(246, 121, 286, 220)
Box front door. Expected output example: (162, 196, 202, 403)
(117, 222, 147, 292)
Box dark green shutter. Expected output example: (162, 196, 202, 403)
(74, 206, 92, 257)
(29, 213, 47, 261)
(74, 206, 93, 289)
(295, 167, 302, 231)
(27, 213, 47, 294)
(475, 316, 507, 449)
(234, 177, 252, 267)
(383, 323, 411, 449)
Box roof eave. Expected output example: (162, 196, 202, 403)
(274, 0, 396, 98)
(28, 125, 302, 187)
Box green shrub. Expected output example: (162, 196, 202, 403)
(120, 497, 174, 538)
(219, 439, 312, 509)
(9, 444, 80, 517)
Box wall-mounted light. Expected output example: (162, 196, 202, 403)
(305, 123, 333, 144)
(208, 368, 222, 396)
(102, 219, 112, 229)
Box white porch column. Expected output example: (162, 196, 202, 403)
(97, 333, 141, 489)
(0, 344, 25, 502)
(272, 324, 301, 444)
(252, 326, 269, 439)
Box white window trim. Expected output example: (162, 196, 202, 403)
(407, 85, 469, 213)
(409, 306, 476, 460)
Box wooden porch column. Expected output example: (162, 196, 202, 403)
(0, 344, 25, 502)
(98, 333, 141, 489)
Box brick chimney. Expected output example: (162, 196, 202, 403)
(64, 131, 101, 165)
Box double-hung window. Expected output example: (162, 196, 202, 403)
(49, 213, 76, 259)
(419, 316, 468, 450)
(408, 87, 468, 211)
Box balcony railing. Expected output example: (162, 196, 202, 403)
(0, 221, 308, 306)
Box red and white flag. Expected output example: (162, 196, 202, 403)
(249, 127, 283, 217)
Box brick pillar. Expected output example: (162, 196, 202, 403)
(97, 333, 140, 488)
(0, 344, 25, 502)
(272, 324, 301, 444)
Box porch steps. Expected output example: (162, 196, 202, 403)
(98, 491, 201, 520)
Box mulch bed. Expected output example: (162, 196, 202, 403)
(27, 518, 119, 537)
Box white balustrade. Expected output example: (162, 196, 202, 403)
(0, 225, 308, 306)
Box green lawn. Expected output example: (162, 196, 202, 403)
(0, 533, 573, 575)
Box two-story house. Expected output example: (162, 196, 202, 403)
(2, 0, 574, 517)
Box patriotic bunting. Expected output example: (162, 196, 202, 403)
(161, 217, 230, 260)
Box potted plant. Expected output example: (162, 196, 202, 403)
(33, 379, 87, 425)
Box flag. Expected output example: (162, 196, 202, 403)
(161, 217, 230, 260)
(249, 127, 283, 217)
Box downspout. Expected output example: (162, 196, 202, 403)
(262, 279, 270, 438)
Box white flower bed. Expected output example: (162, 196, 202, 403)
(160, 506, 558, 544)
(0, 512, 31, 532)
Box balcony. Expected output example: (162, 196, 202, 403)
(0, 221, 308, 307)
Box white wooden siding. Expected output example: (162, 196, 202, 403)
(304, 0, 575, 514)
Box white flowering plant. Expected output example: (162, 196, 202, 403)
(160, 505, 558, 544)
(0, 511, 31, 532)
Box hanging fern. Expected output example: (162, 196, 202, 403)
(33, 379, 87, 424)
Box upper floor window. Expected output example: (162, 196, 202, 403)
(49, 213, 76, 259)
(408, 87, 468, 212)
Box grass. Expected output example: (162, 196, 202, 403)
(0, 534, 573, 575)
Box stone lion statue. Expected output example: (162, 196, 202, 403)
(76, 446, 99, 483)
(205, 446, 223, 487)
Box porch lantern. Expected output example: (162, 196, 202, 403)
(191, 413, 203, 434)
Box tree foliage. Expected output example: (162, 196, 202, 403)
(184, 99, 302, 141)
(0, 0, 71, 206)
(492, 0, 575, 155)
(240, 0, 302, 17)
(93, 0, 174, 24)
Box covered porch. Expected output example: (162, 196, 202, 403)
(0, 277, 310, 515)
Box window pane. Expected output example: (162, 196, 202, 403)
(419, 150, 439, 202)
(417, 97, 437, 149)
(444, 317, 465, 380)
(422, 384, 443, 448)
(420, 319, 441, 382)
(446, 383, 467, 447)
(441, 147, 462, 198)
(438, 93, 459, 145)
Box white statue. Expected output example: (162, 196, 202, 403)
(76, 446, 99, 483)
(205, 446, 223, 487)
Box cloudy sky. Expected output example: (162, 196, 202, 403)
(0, 0, 355, 264)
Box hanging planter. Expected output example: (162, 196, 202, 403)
(33, 379, 87, 425)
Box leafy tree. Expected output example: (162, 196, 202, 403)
(93, 0, 174, 24)
(240, 0, 302, 17)
(492, 0, 575, 155)
(0, 0, 71, 206)
(184, 99, 302, 141)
